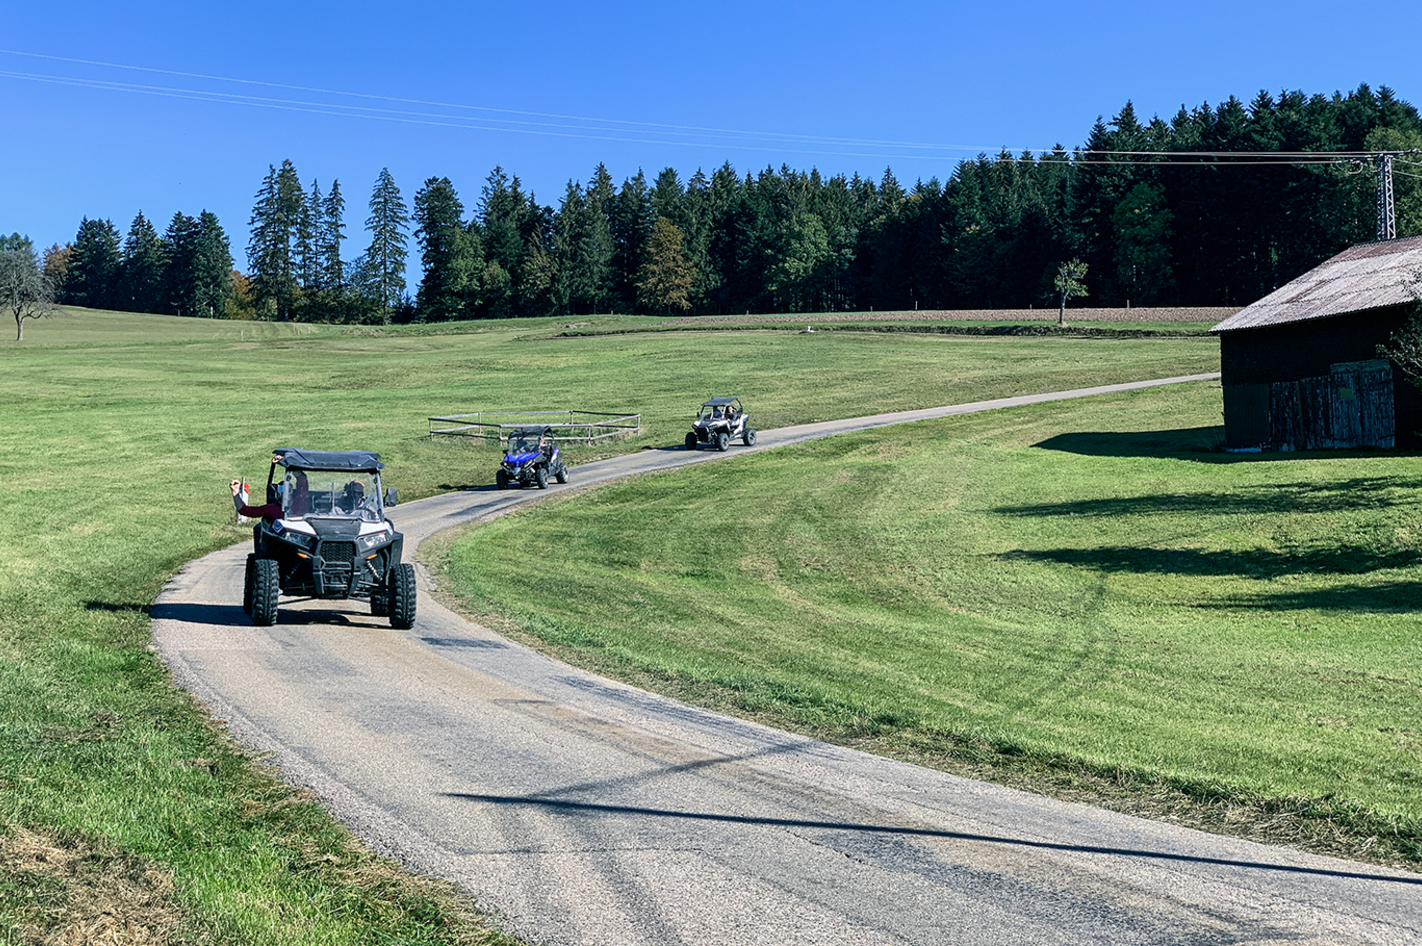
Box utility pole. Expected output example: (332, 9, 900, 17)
(1376, 152, 1397, 242)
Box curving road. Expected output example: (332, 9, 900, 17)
(154, 374, 1422, 946)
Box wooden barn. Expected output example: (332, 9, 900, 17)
(1211, 235, 1422, 452)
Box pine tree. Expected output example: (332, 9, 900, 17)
(64, 218, 122, 309)
(119, 211, 167, 313)
(610, 170, 652, 311)
(320, 180, 347, 290)
(298, 179, 322, 290)
(414, 177, 479, 321)
(247, 159, 305, 319)
(361, 168, 410, 312)
(162, 212, 199, 316)
(192, 211, 234, 318)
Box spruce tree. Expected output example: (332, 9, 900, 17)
(192, 211, 234, 318)
(321, 180, 347, 290)
(361, 168, 410, 312)
(64, 218, 122, 310)
(414, 177, 479, 321)
(247, 159, 305, 319)
(610, 170, 652, 311)
(119, 211, 167, 313)
(162, 212, 199, 316)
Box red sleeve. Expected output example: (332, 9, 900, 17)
(238, 502, 282, 521)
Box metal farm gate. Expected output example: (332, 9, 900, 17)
(1266, 360, 1395, 451)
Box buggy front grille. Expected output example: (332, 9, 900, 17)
(321, 541, 356, 566)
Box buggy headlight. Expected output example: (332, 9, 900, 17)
(357, 529, 392, 552)
(281, 531, 316, 551)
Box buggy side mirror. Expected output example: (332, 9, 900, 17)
(384, 487, 398, 507)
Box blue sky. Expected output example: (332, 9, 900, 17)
(4, 0, 1421, 269)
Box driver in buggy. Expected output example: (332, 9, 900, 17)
(340, 480, 366, 514)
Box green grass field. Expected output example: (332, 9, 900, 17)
(0, 307, 1222, 942)
(436, 382, 1422, 866)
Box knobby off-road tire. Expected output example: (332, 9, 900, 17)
(251, 558, 280, 626)
(743, 428, 757, 447)
(685, 432, 698, 451)
(242, 553, 256, 614)
(535, 465, 548, 489)
(370, 588, 390, 616)
(388, 562, 417, 630)
(555, 465, 569, 484)
(496, 469, 509, 490)
(716, 431, 730, 452)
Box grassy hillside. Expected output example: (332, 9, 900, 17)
(0, 308, 1221, 941)
(437, 381, 1422, 867)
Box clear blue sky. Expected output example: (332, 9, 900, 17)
(4, 0, 1421, 269)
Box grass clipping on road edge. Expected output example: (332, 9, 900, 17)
(428, 384, 1422, 872)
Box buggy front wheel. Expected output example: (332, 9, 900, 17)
(388, 563, 417, 629)
(251, 558, 280, 626)
(715, 431, 730, 451)
(535, 465, 548, 489)
(685, 432, 697, 450)
(242, 553, 256, 614)
(495, 469, 509, 490)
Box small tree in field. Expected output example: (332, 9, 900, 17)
(0, 244, 55, 341)
(1054, 258, 1088, 326)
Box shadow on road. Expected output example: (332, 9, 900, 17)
(148, 602, 251, 627)
(440, 792, 1421, 886)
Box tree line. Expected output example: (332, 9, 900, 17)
(23, 83, 1422, 325)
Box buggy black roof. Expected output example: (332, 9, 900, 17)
(509, 426, 553, 437)
(272, 448, 384, 472)
(701, 397, 741, 407)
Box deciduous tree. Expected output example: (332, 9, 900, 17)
(0, 243, 55, 340)
(1054, 258, 1089, 325)
(636, 217, 693, 314)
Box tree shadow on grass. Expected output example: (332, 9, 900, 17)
(1197, 580, 1422, 613)
(1034, 427, 1406, 465)
(998, 545, 1420, 580)
(995, 475, 1422, 519)
(997, 547, 1422, 611)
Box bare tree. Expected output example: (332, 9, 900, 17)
(1053, 259, 1088, 327)
(0, 246, 55, 341)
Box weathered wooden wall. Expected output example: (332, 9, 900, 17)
(1264, 362, 1395, 451)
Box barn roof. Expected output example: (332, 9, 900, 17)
(1211, 234, 1422, 334)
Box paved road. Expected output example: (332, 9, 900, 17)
(154, 374, 1422, 946)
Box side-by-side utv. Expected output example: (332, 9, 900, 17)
(242, 448, 415, 629)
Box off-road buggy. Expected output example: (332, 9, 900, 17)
(496, 426, 569, 489)
(242, 448, 415, 629)
(685, 397, 756, 451)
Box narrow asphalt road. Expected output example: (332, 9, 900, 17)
(153, 373, 1422, 946)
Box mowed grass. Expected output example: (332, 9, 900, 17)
(438, 380, 1422, 866)
(0, 307, 1220, 942)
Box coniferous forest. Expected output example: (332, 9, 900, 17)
(31, 85, 1422, 322)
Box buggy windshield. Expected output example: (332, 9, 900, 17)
(507, 430, 549, 454)
(281, 468, 384, 522)
(699, 401, 739, 421)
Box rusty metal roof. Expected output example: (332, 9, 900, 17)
(1211, 234, 1422, 333)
